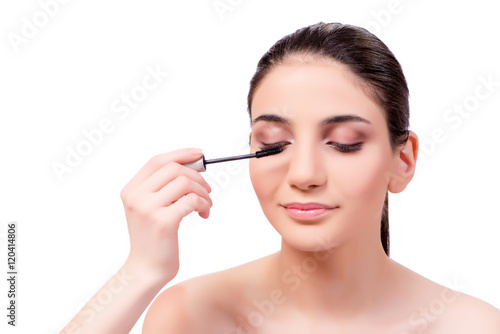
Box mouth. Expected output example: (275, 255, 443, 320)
(280, 202, 337, 220)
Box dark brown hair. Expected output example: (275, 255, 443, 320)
(246, 22, 410, 256)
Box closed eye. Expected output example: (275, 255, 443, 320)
(328, 142, 363, 153)
(258, 141, 291, 151)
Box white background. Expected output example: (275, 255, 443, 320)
(1, 0, 499, 333)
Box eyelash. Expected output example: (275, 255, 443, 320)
(258, 142, 290, 151)
(327, 142, 363, 153)
(258, 141, 362, 153)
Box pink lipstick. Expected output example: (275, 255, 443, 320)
(282, 202, 336, 220)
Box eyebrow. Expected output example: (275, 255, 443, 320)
(320, 114, 371, 126)
(251, 113, 371, 126)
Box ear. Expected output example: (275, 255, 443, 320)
(387, 131, 419, 194)
(248, 131, 252, 146)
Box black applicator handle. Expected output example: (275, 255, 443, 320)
(182, 146, 283, 172)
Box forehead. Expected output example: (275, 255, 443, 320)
(250, 60, 385, 126)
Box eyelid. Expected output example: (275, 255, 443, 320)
(258, 141, 291, 151)
(324, 124, 367, 140)
(253, 125, 291, 145)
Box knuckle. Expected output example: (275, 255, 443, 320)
(121, 193, 136, 211)
(188, 192, 202, 205)
(176, 175, 192, 190)
(162, 162, 182, 178)
(123, 200, 135, 212)
(120, 188, 128, 202)
(124, 194, 148, 216)
(166, 161, 182, 174)
(120, 187, 130, 204)
(175, 195, 194, 217)
(192, 194, 207, 211)
(205, 197, 213, 208)
(185, 191, 198, 204)
(148, 154, 166, 169)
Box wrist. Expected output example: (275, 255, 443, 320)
(123, 253, 173, 290)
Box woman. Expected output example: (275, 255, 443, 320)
(61, 22, 500, 333)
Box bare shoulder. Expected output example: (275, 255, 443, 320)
(142, 280, 193, 334)
(389, 261, 500, 334)
(142, 254, 273, 334)
(433, 291, 500, 333)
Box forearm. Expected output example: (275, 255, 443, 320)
(60, 259, 167, 334)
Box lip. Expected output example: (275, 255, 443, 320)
(281, 202, 337, 220)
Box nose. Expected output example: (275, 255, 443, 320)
(286, 141, 327, 191)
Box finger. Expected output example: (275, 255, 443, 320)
(137, 161, 211, 194)
(198, 206, 211, 219)
(122, 148, 203, 195)
(159, 193, 212, 225)
(153, 175, 213, 207)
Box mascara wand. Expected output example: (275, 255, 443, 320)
(182, 146, 283, 172)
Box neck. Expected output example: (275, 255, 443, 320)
(269, 230, 395, 318)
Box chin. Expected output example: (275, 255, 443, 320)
(271, 219, 343, 254)
(267, 207, 370, 255)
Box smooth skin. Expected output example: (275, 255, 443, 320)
(61, 58, 500, 333)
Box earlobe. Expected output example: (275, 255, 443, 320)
(388, 131, 419, 193)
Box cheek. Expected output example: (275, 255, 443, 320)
(332, 146, 392, 205)
(249, 159, 276, 204)
(249, 157, 287, 217)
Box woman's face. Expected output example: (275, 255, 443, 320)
(249, 58, 400, 252)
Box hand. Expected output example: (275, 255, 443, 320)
(120, 148, 212, 284)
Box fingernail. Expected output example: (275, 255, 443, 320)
(189, 148, 202, 155)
